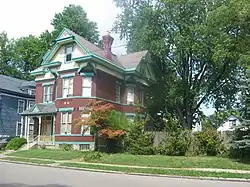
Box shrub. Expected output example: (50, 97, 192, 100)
(60, 144, 73, 151)
(6, 137, 27, 150)
(194, 128, 227, 156)
(125, 118, 155, 155)
(83, 151, 103, 162)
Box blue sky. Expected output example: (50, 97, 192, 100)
(0, 0, 215, 115)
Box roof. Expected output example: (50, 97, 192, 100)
(65, 28, 148, 70)
(21, 103, 56, 116)
(0, 74, 35, 95)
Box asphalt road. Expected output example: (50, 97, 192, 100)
(0, 162, 249, 187)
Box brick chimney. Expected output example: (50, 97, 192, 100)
(102, 31, 114, 61)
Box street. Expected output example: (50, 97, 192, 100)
(0, 162, 249, 187)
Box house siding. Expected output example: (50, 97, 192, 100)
(0, 93, 34, 137)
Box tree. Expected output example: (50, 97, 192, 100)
(230, 66, 250, 160)
(74, 101, 128, 151)
(51, 4, 99, 44)
(113, 0, 250, 129)
(0, 32, 21, 78)
(12, 35, 45, 80)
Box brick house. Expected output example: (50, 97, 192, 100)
(21, 28, 156, 150)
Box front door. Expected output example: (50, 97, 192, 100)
(40, 116, 53, 141)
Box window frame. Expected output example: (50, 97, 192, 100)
(81, 113, 91, 135)
(43, 85, 53, 103)
(127, 87, 135, 105)
(62, 77, 74, 98)
(65, 44, 73, 63)
(82, 77, 92, 97)
(60, 112, 72, 135)
(17, 100, 25, 114)
(28, 101, 35, 110)
(116, 83, 121, 103)
(140, 90, 145, 107)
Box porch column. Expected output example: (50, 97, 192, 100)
(38, 116, 41, 142)
(20, 116, 24, 137)
(53, 115, 56, 142)
(24, 116, 28, 139)
(27, 117, 30, 142)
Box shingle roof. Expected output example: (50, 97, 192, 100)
(21, 103, 56, 116)
(66, 29, 147, 70)
(0, 74, 35, 95)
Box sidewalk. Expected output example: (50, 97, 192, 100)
(1, 154, 250, 174)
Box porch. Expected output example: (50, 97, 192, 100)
(20, 103, 57, 148)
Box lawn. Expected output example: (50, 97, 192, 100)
(9, 149, 84, 160)
(8, 150, 250, 170)
(1, 157, 55, 165)
(60, 162, 250, 179)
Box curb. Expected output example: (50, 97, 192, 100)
(0, 160, 250, 183)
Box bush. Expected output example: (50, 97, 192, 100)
(125, 118, 155, 155)
(6, 137, 27, 150)
(60, 144, 73, 151)
(194, 128, 227, 156)
(83, 151, 103, 162)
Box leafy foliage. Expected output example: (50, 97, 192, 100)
(83, 151, 103, 162)
(230, 66, 250, 160)
(6, 137, 27, 150)
(113, 0, 250, 129)
(60, 144, 73, 151)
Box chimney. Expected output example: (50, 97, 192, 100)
(102, 31, 114, 61)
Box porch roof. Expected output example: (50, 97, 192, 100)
(21, 103, 56, 116)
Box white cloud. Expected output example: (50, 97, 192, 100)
(0, 0, 126, 54)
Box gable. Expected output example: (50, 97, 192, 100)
(136, 59, 156, 82)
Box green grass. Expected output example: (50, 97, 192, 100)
(8, 150, 250, 170)
(95, 154, 250, 170)
(9, 149, 84, 160)
(1, 157, 55, 165)
(60, 162, 250, 179)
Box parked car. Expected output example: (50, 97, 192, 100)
(0, 136, 15, 150)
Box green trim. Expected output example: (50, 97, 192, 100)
(55, 142, 94, 145)
(61, 73, 75, 78)
(35, 78, 55, 82)
(55, 134, 91, 137)
(58, 107, 74, 112)
(31, 70, 44, 76)
(56, 28, 71, 40)
(75, 40, 91, 54)
(72, 55, 92, 62)
(42, 82, 54, 86)
(80, 72, 94, 77)
(42, 61, 61, 67)
(42, 44, 59, 64)
(56, 36, 74, 42)
(57, 67, 79, 73)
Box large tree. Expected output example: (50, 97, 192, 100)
(51, 4, 99, 44)
(113, 0, 250, 129)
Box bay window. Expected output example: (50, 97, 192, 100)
(82, 77, 92, 97)
(43, 85, 53, 103)
(63, 78, 74, 98)
(127, 87, 135, 104)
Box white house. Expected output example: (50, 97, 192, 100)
(217, 115, 241, 133)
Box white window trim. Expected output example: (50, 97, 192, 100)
(127, 87, 135, 105)
(60, 112, 72, 135)
(62, 78, 74, 98)
(17, 100, 25, 113)
(116, 83, 121, 103)
(81, 113, 91, 135)
(43, 85, 53, 103)
(65, 44, 73, 63)
(28, 101, 35, 110)
(82, 77, 92, 97)
(140, 91, 144, 107)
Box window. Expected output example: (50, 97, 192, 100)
(17, 100, 25, 113)
(28, 101, 35, 110)
(65, 45, 73, 62)
(61, 112, 72, 135)
(81, 114, 90, 135)
(43, 85, 53, 102)
(140, 91, 144, 106)
(229, 119, 237, 127)
(16, 122, 22, 136)
(127, 87, 135, 104)
(82, 77, 92, 97)
(28, 89, 36, 95)
(63, 78, 74, 98)
(79, 144, 90, 150)
(116, 83, 121, 103)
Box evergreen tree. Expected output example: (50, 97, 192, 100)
(230, 66, 250, 160)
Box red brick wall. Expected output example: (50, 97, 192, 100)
(73, 74, 82, 96)
(72, 110, 81, 134)
(55, 112, 60, 134)
(57, 78, 62, 98)
(55, 136, 94, 142)
(35, 82, 43, 104)
(96, 70, 116, 101)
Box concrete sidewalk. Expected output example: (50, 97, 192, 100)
(1, 153, 250, 174)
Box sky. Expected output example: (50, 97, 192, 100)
(0, 0, 215, 115)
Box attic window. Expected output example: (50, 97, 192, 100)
(65, 44, 73, 62)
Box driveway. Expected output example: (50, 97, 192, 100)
(0, 162, 249, 187)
